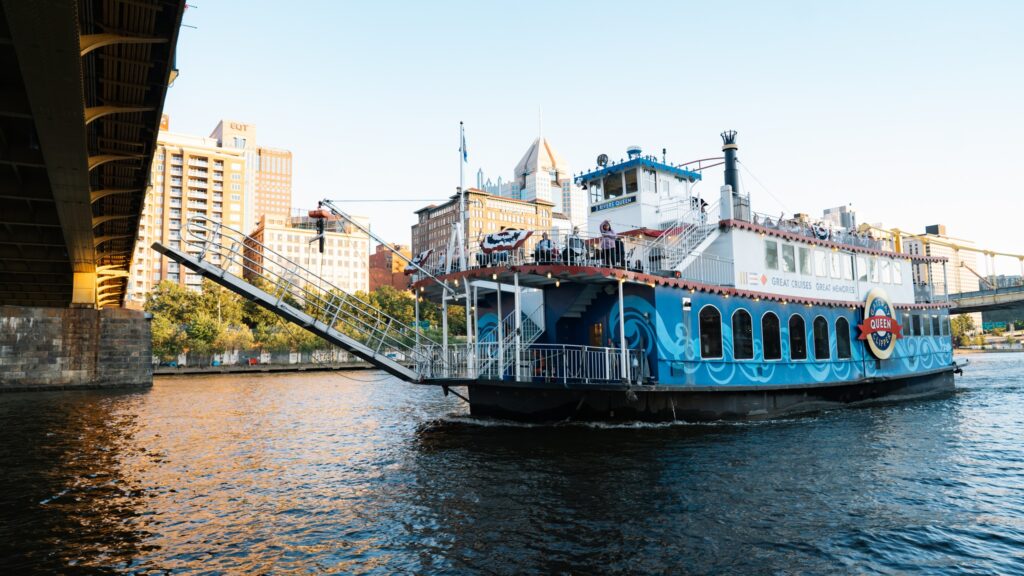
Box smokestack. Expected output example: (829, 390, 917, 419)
(721, 130, 739, 195)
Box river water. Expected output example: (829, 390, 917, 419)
(1, 353, 1023, 574)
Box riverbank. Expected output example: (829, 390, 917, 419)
(955, 348, 1024, 355)
(154, 361, 373, 377)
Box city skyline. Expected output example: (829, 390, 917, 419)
(163, 1, 1022, 274)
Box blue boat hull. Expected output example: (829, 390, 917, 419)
(465, 366, 956, 422)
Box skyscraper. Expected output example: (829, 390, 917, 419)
(478, 136, 587, 231)
(126, 116, 294, 306)
(210, 120, 293, 232)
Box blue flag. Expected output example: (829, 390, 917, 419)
(460, 130, 468, 162)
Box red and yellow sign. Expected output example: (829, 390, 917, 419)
(857, 287, 902, 360)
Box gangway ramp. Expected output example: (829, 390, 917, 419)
(152, 216, 446, 382)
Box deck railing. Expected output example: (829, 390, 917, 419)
(413, 224, 734, 287)
(747, 210, 894, 252)
(182, 215, 444, 373)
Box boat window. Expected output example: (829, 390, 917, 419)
(892, 260, 903, 284)
(815, 250, 828, 277)
(836, 317, 852, 359)
(931, 314, 941, 336)
(782, 244, 796, 273)
(765, 240, 779, 270)
(763, 312, 782, 361)
(830, 252, 842, 279)
(869, 258, 879, 283)
(880, 259, 891, 283)
(603, 173, 623, 199)
(857, 255, 868, 282)
(589, 181, 603, 204)
(590, 323, 604, 347)
(843, 255, 854, 280)
(789, 315, 807, 360)
(921, 314, 931, 336)
(624, 169, 639, 194)
(642, 169, 657, 193)
(813, 316, 831, 360)
(902, 312, 911, 336)
(732, 309, 754, 360)
(912, 314, 921, 336)
(798, 246, 811, 275)
(699, 305, 723, 359)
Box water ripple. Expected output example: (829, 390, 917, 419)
(1, 353, 1023, 573)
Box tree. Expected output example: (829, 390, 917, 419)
(950, 314, 975, 347)
(150, 313, 186, 361)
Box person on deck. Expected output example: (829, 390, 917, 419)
(535, 232, 553, 263)
(566, 226, 585, 265)
(599, 220, 618, 267)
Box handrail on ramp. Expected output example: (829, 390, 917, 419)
(151, 215, 458, 382)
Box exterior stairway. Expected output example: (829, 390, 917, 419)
(656, 199, 720, 271)
(478, 304, 544, 379)
(563, 284, 601, 319)
(153, 215, 446, 382)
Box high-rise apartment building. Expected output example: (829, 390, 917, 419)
(369, 244, 412, 291)
(255, 147, 293, 223)
(127, 123, 247, 305)
(210, 119, 293, 232)
(245, 213, 370, 295)
(903, 224, 981, 296)
(127, 116, 294, 306)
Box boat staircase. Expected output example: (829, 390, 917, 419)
(653, 199, 721, 272)
(152, 216, 452, 382)
(477, 302, 544, 379)
(563, 284, 601, 319)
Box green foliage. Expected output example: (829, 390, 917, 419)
(950, 314, 975, 347)
(145, 278, 472, 359)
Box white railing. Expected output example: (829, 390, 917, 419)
(749, 211, 894, 252)
(182, 216, 446, 374)
(413, 223, 734, 287)
(656, 200, 721, 271)
(474, 343, 642, 385)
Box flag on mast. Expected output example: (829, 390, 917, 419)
(460, 124, 468, 162)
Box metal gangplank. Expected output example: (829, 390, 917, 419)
(152, 216, 449, 382)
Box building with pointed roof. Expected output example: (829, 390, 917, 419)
(479, 136, 587, 231)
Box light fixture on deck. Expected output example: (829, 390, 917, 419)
(546, 272, 552, 279)
(555, 280, 561, 287)
(491, 273, 497, 280)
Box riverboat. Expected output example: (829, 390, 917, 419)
(408, 131, 959, 421)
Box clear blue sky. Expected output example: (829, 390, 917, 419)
(164, 0, 1024, 274)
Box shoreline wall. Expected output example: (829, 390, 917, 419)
(0, 305, 152, 392)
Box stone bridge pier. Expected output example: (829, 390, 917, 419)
(0, 306, 151, 391)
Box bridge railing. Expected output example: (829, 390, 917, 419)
(182, 215, 443, 372)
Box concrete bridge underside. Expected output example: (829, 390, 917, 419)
(0, 0, 185, 308)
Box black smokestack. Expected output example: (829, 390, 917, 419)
(721, 130, 739, 194)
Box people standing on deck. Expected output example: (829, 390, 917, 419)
(535, 232, 553, 263)
(436, 250, 447, 275)
(599, 220, 621, 267)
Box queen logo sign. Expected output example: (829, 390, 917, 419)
(857, 287, 903, 359)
